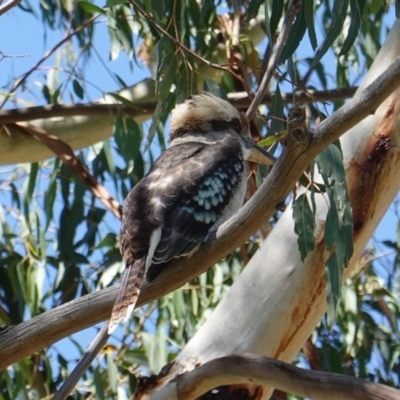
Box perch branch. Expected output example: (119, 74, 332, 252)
(1, 55, 400, 371)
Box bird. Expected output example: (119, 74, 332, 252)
(108, 92, 275, 334)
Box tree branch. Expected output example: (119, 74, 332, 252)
(0, 0, 21, 16)
(0, 87, 356, 125)
(176, 354, 400, 400)
(1, 56, 400, 370)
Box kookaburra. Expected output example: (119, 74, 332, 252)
(108, 92, 275, 334)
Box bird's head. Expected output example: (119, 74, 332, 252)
(169, 92, 275, 165)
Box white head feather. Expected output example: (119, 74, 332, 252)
(170, 92, 242, 135)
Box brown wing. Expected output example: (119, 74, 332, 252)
(110, 136, 244, 331)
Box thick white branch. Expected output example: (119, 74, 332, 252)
(144, 21, 400, 400)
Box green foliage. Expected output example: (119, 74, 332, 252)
(316, 142, 354, 325)
(0, 0, 398, 398)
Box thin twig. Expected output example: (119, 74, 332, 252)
(128, 0, 244, 85)
(0, 0, 21, 16)
(53, 323, 110, 400)
(15, 122, 123, 220)
(246, 0, 302, 119)
(0, 14, 99, 110)
(0, 51, 29, 62)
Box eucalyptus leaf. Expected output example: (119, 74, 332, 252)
(293, 193, 316, 262)
(312, 0, 350, 66)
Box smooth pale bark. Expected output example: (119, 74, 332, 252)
(144, 21, 400, 400)
(0, 79, 156, 165)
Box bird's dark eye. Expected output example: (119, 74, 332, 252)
(231, 118, 241, 132)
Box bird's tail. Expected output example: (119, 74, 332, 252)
(108, 258, 145, 334)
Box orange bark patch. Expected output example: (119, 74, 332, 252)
(273, 248, 326, 358)
(347, 96, 400, 236)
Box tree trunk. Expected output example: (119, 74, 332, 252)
(143, 20, 400, 400)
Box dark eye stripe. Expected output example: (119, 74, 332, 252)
(210, 118, 241, 132)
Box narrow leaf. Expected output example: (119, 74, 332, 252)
(23, 163, 39, 229)
(270, 0, 284, 37)
(105, 0, 127, 7)
(304, 0, 317, 50)
(280, 3, 307, 63)
(312, 0, 350, 66)
(293, 193, 316, 262)
(72, 79, 84, 100)
(246, 0, 264, 22)
(78, 1, 106, 14)
(339, 0, 366, 56)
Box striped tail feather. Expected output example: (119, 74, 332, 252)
(108, 258, 145, 334)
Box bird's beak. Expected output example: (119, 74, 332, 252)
(241, 136, 276, 165)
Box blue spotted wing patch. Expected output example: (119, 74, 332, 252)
(184, 163, 243, 225)
(146, 136, 245, 280)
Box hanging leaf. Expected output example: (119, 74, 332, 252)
(270, 0, 284, 37)
(72, 79, 84, 100)
(316, 142, 354, 326)
(22, 163, 39, 230)
(105, 0, 127, 7)
(246, 0, 264, 22)
(268, 84, 285, 135)
(339, 0, 367, 56)
(280, 2, 307, 63)
(304, 0, 317, 50)
(312, 0, 350, 66)
(293, 193, 316, 262)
